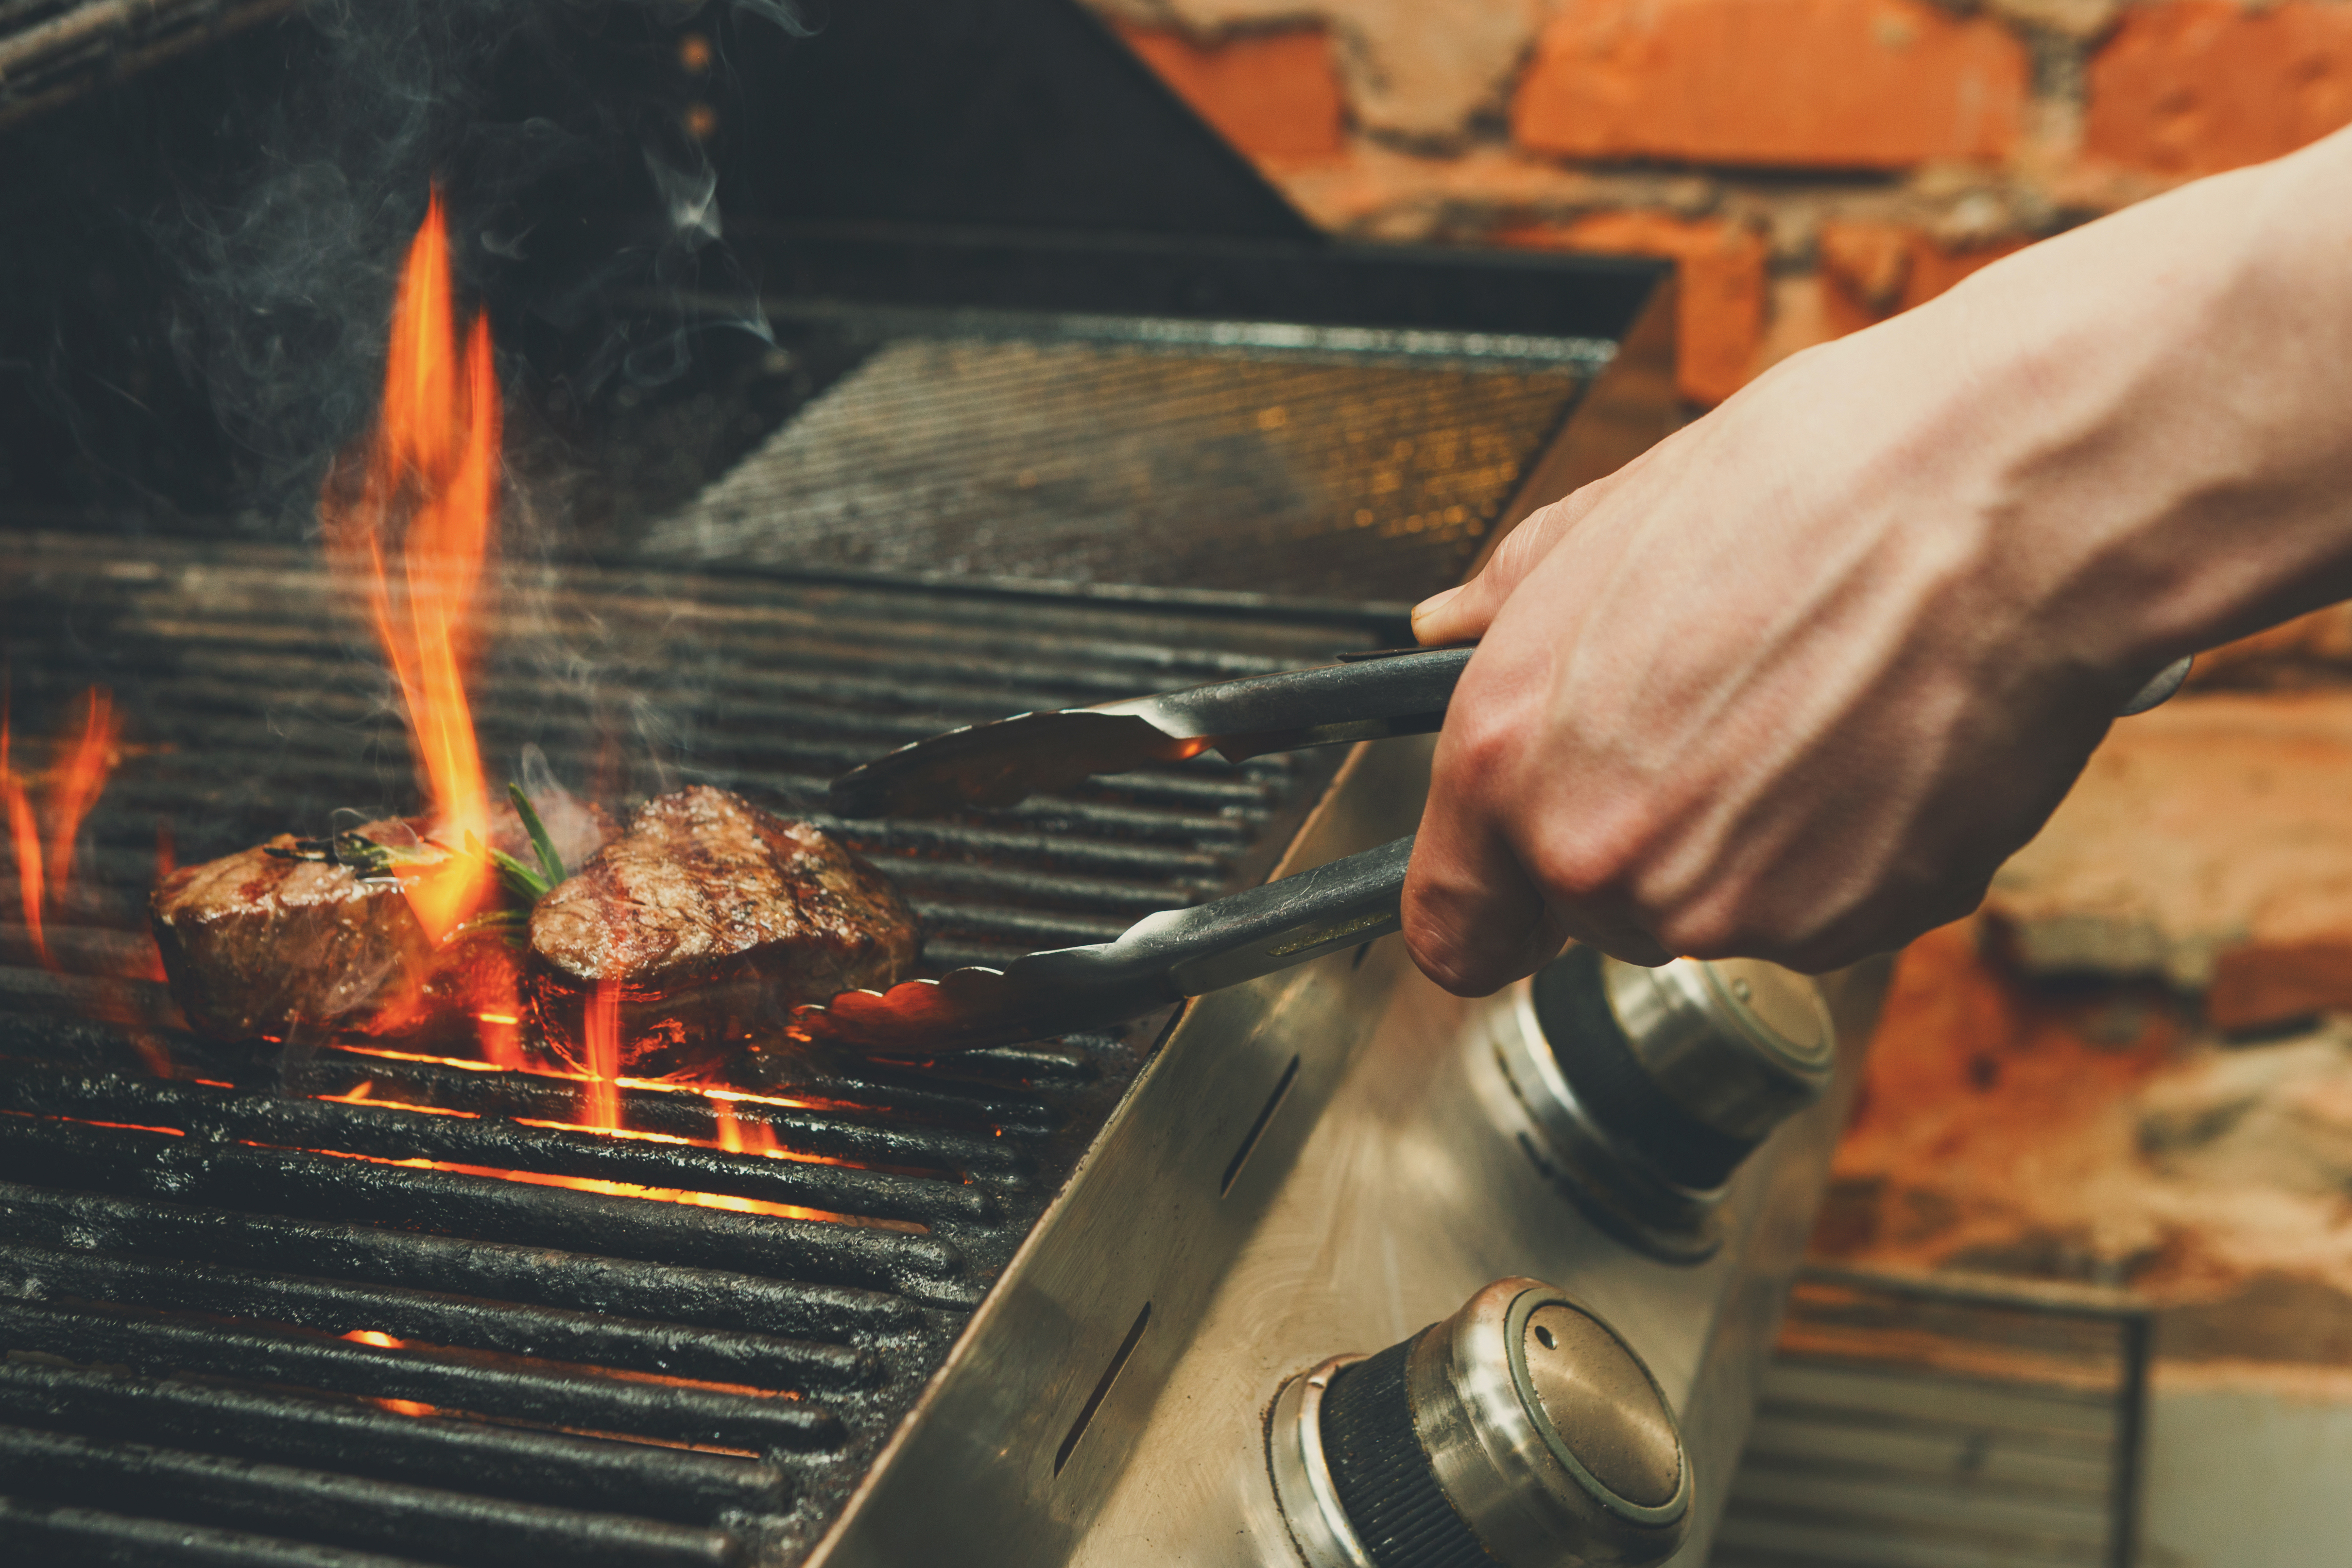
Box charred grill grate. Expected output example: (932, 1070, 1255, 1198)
(0, 529, 1395, 1565)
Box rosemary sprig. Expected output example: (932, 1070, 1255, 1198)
(269, 781, 577, 938)
(473, 831, 551, 904)
(509, 781, 567, 887)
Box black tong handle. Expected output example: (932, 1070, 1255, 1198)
(1104, 644, 1473, 763)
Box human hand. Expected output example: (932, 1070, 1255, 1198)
(1399, 141, 2352, 995)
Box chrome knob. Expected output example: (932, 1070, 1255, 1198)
(1270, 1278, 1689, 1568)
(1493, 946, 1837, 1261)
(1561, 949, 1837, 1159)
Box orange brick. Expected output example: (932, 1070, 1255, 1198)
(1817, 222, 2028, 335)
(1118, 26, 1347, 166)
(2209, 934, 2352, 1032)
(1512, 0, 2027, 170)
(2086, 1, 2352, 177)
(1495, 212, 1768, 405)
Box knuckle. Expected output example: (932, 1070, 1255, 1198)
(1523, 828, 1630, 908)
(1654, 903, 1745, 961)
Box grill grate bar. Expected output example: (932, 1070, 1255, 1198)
(909, 898, 1133, 947)
(0, 1497, 440, 1568)
(0, 1119, 972, 1299)
(13, 597, 1317, 693)
(0, 1184, 918, 1340)
(0, 1062, 1004, 1221)
(295, 1042, 1059, 1139)
(0, 1425, 748, 1568)
(264, 1054, 1031, 1181)
(0, 1303, 846, 1451)
(66, 711, 1284, 817)
(0, 1243, 880, 1390)
(0, 1362, 790, 1525)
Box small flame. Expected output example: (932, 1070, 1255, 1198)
(1, 766, 42, 965)
(711, 1095, 782, 1157)
(475, 989, 525, 1070)
(580, 980, 623, 1132)
(324, 190, 502, 945)
(1, 685, 121, 969)
(46, 689, 118, 898)
(343, 1329, 404, 1348)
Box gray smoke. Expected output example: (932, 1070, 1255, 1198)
(163, 0, 806, 533)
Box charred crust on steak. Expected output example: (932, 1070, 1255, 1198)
(150, 795, 614, 1043)
(528, 786, 917, 1067)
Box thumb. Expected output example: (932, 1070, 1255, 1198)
(1408, 474, 1625, 646)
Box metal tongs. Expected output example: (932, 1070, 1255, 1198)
(790, 646, 2195, 1054)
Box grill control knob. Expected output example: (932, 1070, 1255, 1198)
(1493, 946, 1837, 1261)
(1269, 1278, 1689, 1568)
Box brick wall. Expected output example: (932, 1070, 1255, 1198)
(1093, 0, 2352, 404)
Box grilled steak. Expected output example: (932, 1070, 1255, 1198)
(152, 793, 613, 1042)
(530, 786, 916, 1067)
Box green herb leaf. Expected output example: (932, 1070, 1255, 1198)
(486, 844, 551, 903)
(508, 781, 567, 889)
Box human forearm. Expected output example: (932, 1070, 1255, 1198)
(1398, 129, 2352, 993)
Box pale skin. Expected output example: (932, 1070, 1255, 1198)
(1403, 124, 2352, 995)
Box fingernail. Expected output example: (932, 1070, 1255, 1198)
(1410, 585, 1463, 628)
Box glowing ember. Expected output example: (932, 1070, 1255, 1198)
(580, 979, 623, 1132)
(340, 1332, 433, 1415)
(311, 1145, 920, 1230)
(322, 189, 502, 950)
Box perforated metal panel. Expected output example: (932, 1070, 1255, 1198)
(640, 336, 1590, 605)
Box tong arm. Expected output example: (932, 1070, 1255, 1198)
(790, 835, 1414, 1052)
(1099, 646, 1473, 764)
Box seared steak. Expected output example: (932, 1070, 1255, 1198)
(530, 786, 916, 1066)
(152, 793, 613, 1042)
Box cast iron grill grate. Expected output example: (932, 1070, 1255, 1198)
(0, 529, 1391, 1566)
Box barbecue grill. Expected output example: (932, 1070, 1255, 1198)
(0, 3, 1882, 1566)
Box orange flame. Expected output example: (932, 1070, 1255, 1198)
(1, 685, 121, 969)
(46, 689, 118, 898)
(475, 1005, 526, 1070)
(1, 768, 41, 966)
(711, 1095, 782, 1157)
(324, 190, 501, 946)
(580, 980, 623, 1132)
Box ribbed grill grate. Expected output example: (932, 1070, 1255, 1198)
(0, 529, 1391, 1566)
(640, 337, 1582, 604)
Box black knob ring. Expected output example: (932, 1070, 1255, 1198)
(1267, 1280, 1690, 1568)
(1267, 1355, 1376, 1568)
(1489, 946, 1837, 1263)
